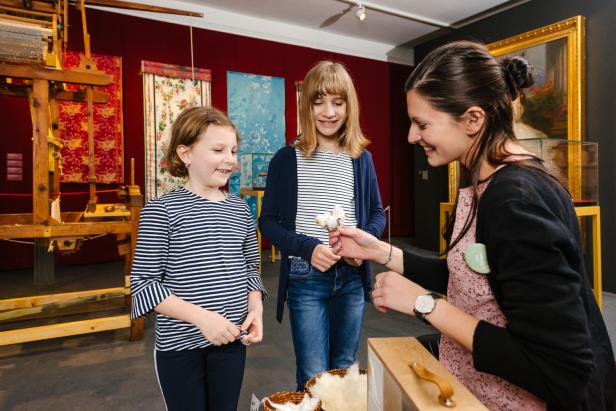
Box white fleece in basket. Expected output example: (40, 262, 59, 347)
(310, 363, 367, 411)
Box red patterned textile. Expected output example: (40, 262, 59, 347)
(58, 51, 123, 183)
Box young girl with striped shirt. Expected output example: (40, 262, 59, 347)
(260, 61, 386, 390)
(131, 107, 267, 411)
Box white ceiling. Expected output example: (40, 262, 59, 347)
(90, 0, 524, 65)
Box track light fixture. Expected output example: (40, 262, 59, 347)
(355, 2, 366, 21)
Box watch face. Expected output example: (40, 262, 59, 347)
(415, 294, 436, 314)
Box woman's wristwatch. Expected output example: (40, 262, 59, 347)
(413, 292, 444, 322)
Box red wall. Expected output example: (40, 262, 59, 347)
(0, 9, 413, 269)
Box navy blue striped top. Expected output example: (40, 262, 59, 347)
(130, 187, 267, 351)
(295, 148, 357, 248)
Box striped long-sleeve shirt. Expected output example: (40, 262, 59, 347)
(130, 187, 267, 351)
(295, 148, 357, 248)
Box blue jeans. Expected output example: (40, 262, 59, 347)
(287, 257, 366, 390)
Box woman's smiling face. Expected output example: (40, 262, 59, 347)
(406, 89, 475, 168)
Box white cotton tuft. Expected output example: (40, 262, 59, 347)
(315, 205, 346, 231)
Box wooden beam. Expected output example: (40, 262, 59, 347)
(1, 0, 202, 17)
(0, 3, 54, 17)
(83, 0, 203, 17)
(0, 220, 132, 239)
(0, 86, 107, 102)
(0, 315, 131, 346)
(0, 213, 33, 225)
(0, 287, 129, 310)
(0, 0, 55, 13)
(0, 211, 84, 225)
(0, 87, 27, 97)
(0, 12, 52, 26)
(0, 288, 130, 320)
(54, 89, 108, 103)
(0, 64, 111, 86)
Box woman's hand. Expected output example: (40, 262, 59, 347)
(329, 226, 383, 261)
(311, 244, 341, 272)
(241, 291, 264, 346)
(371, 271, 427, 315)
(196, 309, 241, 346)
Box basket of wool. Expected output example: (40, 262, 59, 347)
(262, 391, 321, 411)
(304, 364, 367, 411)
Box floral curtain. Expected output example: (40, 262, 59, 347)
(58, 51, 123, 183)
(142, 61, 211, 201)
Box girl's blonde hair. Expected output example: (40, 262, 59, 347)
(295, 61, 369, 157)
(166, 106, 240, 178)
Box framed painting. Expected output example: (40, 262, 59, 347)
(447, 16, 585, 201)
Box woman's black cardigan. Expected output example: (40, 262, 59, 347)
(403, 165, 615, 410)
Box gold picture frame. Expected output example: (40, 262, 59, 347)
(447, 15, 585, 201)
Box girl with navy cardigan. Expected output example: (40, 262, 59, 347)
(259, 61, 385, 390)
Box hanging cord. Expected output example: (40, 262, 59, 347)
(189, 15, 195, 82)
(2, 239, 35, 245)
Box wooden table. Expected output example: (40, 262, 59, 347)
(368, 337, 487, 410)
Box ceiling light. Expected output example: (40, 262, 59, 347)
(355, 3, 366, 21)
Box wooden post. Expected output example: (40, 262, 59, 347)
(86, 85, 97, 211)
(34, 238, 54, 285)
(130, 157, 135, 186)
(32, 79, 49, 224)
(63, 0, 68, 53)
(127, 164, 144, 340)
(80, 0, 91, 60)
(32, 79, 54, 285)
(49, 99, 61, 202)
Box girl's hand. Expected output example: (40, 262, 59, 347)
(241, 292, 264, 346)
(197, 310, 240, 346)
(329, 226, 382, 261)
(343, 257, 363, 267)
(371, 271, 427, 315)
(311, 244, 341, 272)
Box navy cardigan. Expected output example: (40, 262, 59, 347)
(259, 145, 386, 322)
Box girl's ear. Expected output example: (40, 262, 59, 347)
(461, 106, 485, 136)
(176, 144, 191, 164)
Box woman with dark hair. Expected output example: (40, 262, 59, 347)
(329, 41, 614, 410)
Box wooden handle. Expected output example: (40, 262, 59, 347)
(409, 362, 456, 408)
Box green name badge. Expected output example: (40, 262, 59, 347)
(464, 243, 491, 274)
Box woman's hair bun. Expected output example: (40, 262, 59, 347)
(501, 56, 534, 99)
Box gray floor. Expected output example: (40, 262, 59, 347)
(0, 240, 615, 411)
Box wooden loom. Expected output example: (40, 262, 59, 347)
(0, 0, 202, 346)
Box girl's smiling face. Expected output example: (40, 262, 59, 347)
(312, 94, 347, 139)
(179, 125, 238, 189)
